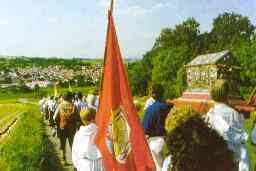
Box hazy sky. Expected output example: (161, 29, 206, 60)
(0, 0, 255, 58)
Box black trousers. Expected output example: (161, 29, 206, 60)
(59, 127, 75, 150)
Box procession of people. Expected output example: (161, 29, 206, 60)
(35, 1, 255, 170)
(38, 78, 254, 171)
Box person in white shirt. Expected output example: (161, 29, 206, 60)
(86, 93, 98, 111)
(39, 96, 46, 115)
(144, 84, 164, 111)
(205, 79, 249, 171)
(72, 108, 104, 171)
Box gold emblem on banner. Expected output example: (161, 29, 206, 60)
(111, 106, 131, 164)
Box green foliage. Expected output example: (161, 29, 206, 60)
(127, 61, 150, 96)
(151, 47, 191, 98)
(165, 106, 198, 134)
(244, 118, 256, 170)
(210, 12, 255, 51)
(0, 105, 60, 171)
(232, 39, 256, 98)
(211, 79, 229, 101)
(128, 12, 255, 99)
(166, 115, 235, 171)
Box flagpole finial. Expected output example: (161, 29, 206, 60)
(110, 0, 114, 12)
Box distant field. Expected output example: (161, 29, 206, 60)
(0, 86, 95, 102)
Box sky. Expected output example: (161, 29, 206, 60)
(0, 0, 255, 59)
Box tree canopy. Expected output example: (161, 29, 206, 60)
(128, 12, 256, 99)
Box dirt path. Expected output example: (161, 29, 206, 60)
(45, 122, 74, 171)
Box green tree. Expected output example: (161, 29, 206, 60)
(127, 61, 150, 96)
(210, 12, 255, 51)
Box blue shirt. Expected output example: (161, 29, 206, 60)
(143, 101, 170, 136)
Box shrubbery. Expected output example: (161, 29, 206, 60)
(165, 106, 198, 134)
(165, 107, 235, 171)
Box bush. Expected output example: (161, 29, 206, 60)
(165, 111, 235, 171)
(165, 106, 198, 134)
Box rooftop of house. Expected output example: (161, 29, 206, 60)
(187, 50, 230, 67)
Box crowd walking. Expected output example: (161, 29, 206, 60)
(39, 80, 253, 171)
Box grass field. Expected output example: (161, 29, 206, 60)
(0, 103, 61, 171)
(0, 103, 25, 131)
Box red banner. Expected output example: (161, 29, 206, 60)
(94, 8, 156, 171)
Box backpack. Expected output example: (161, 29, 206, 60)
(59, 102, 76, 129)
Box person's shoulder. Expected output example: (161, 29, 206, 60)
(155, 101, 169, 108)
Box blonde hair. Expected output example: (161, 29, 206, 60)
(80, 108, 96, 125)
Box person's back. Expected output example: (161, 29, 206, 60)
(206, 79, 249, 171)
(143, 101, 170, 137)
(72, 123, 103, 170)
(72, 108, 104, 171)
(59, 100, 76, 130)
(58, 93, 77, 164)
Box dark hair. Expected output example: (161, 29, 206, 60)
(64, 92, 73, 102)
(166, 116, 235, 171)
(76, 92, 83, 99)
(150, 84, 164, 100)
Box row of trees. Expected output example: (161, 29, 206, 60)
(127, 12, 256, 99)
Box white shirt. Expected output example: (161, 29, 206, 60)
(48, 99, 57, 112)
(86, 94, 98, 110)
(205, 103, 249, 171)
(144, 97, 155, 111)
(72, 123, 104, 171)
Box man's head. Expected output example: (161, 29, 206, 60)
(76, 92, 83, 100)
(64, 91, 73, 102)
(80, 108, 96, 126)
(211, 79, 229, 102)
(150, 84, 164, 100)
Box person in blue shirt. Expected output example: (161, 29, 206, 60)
(143, 84, 172, 137)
